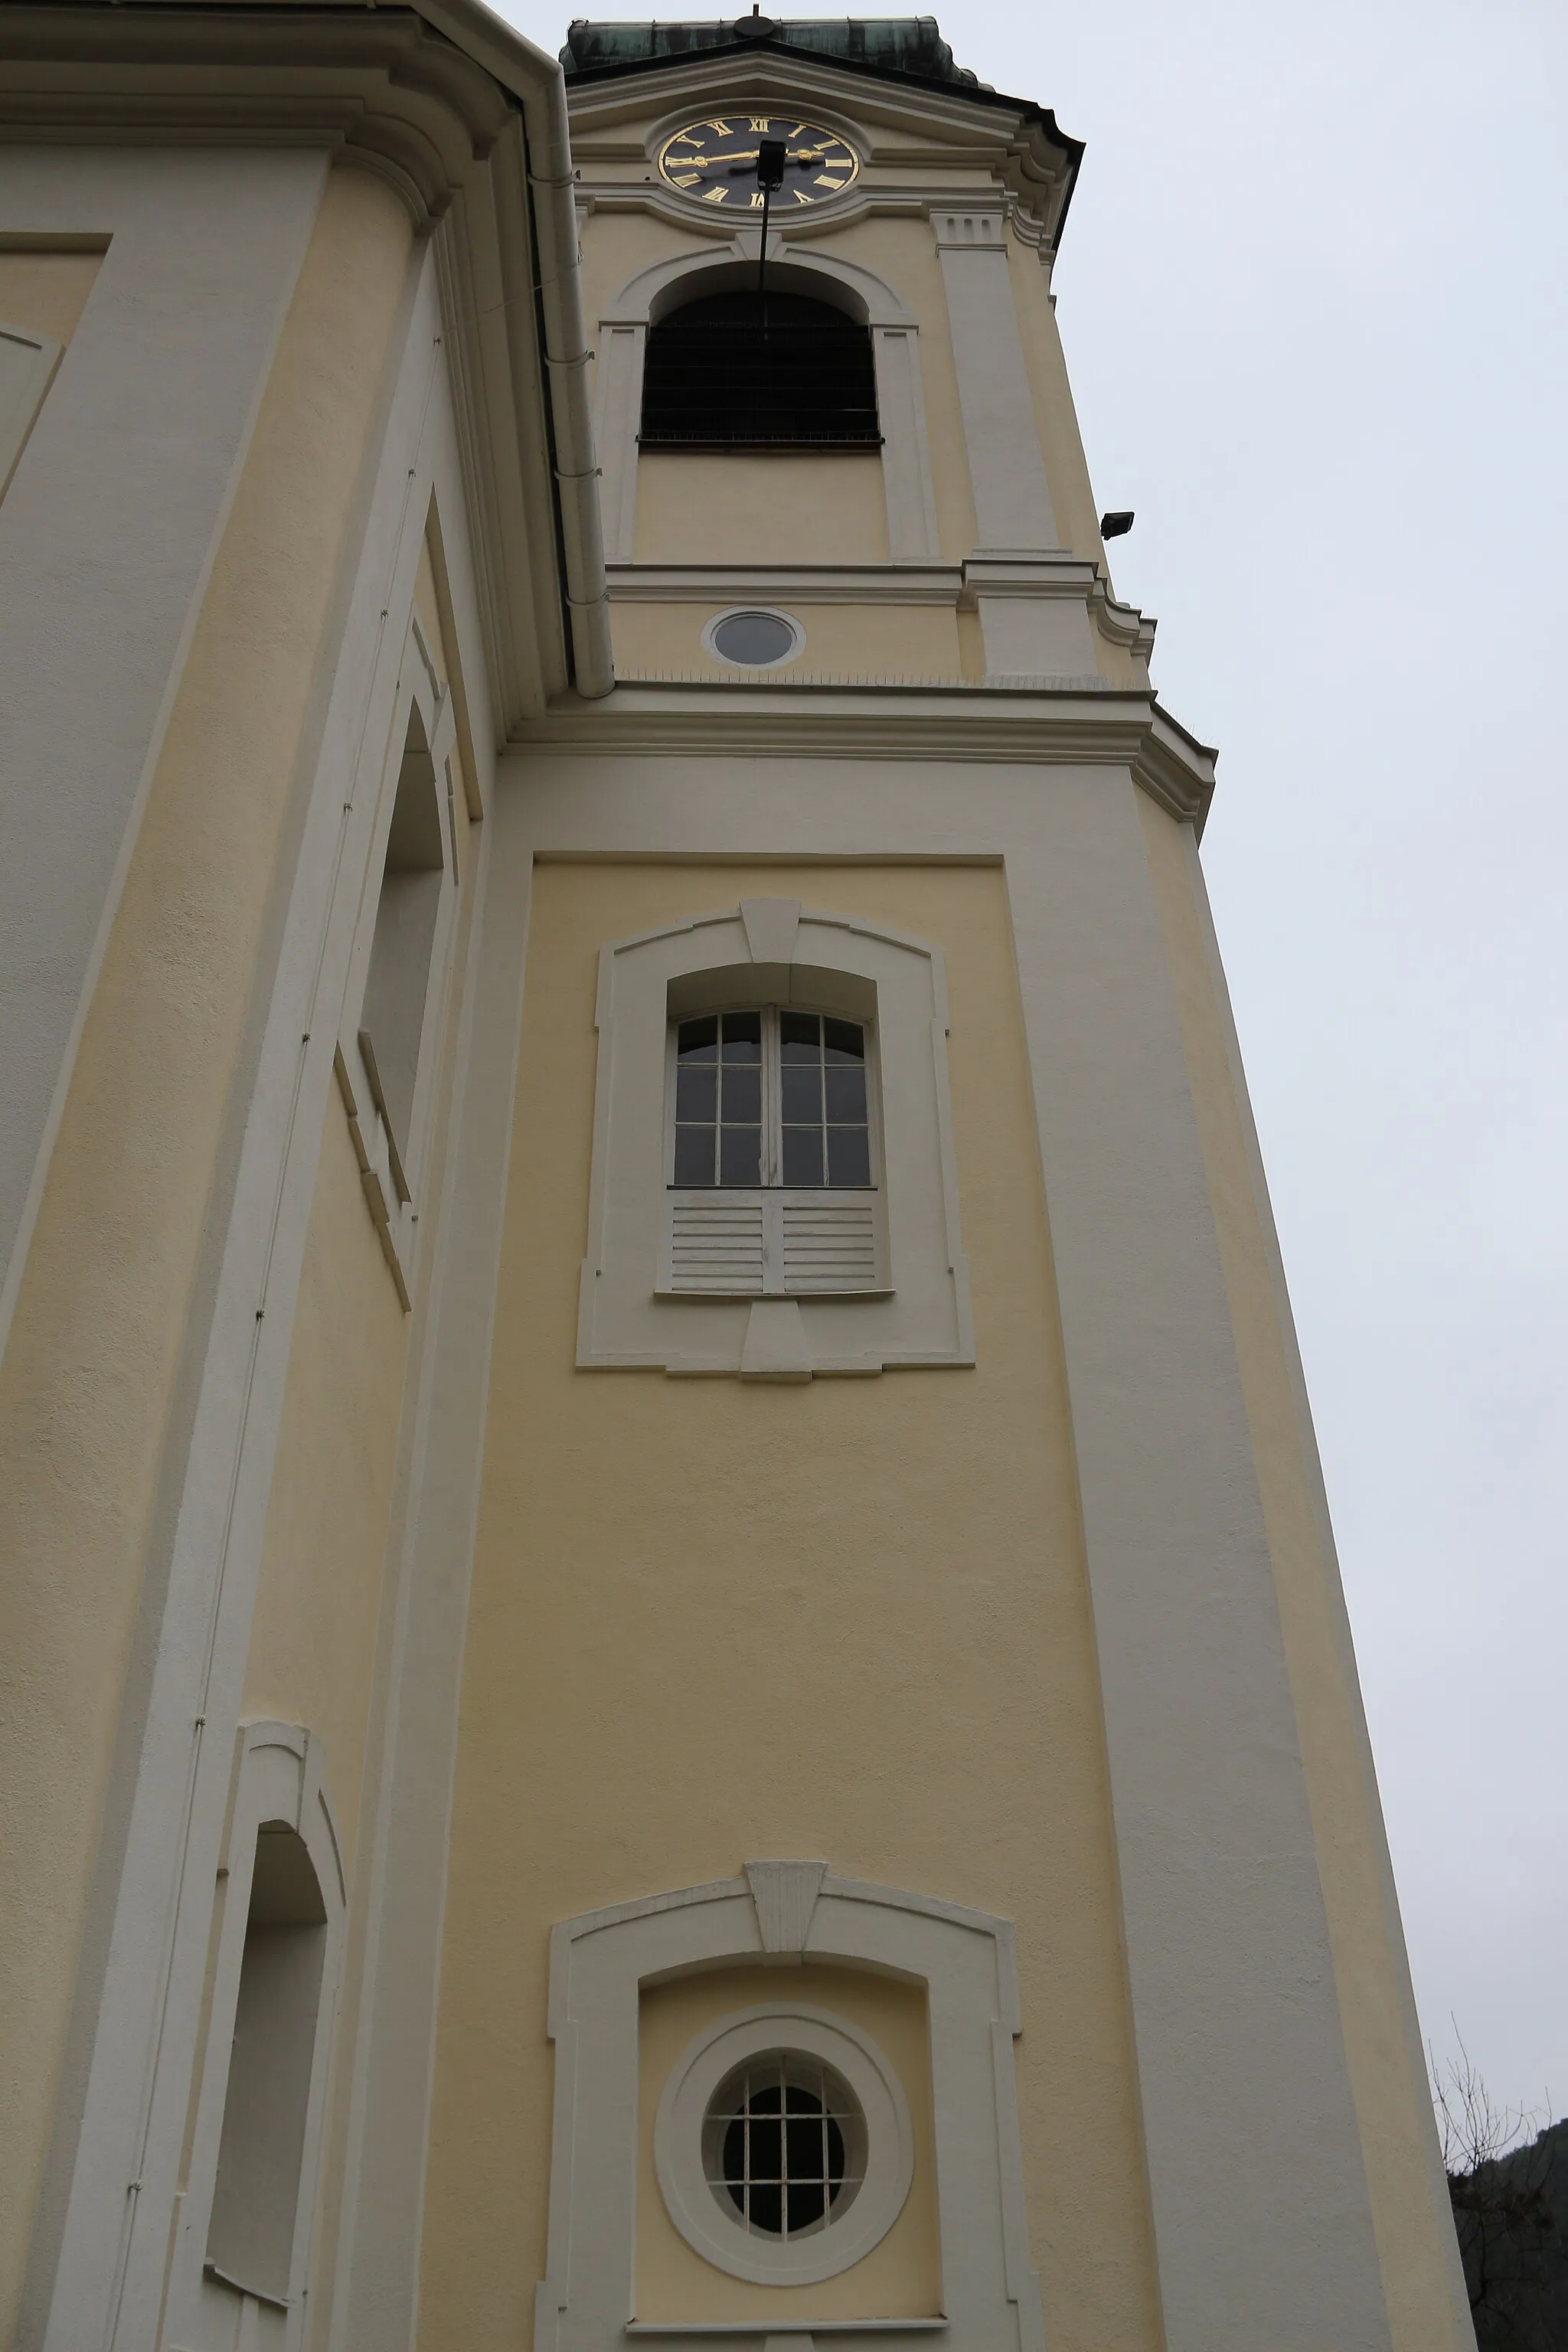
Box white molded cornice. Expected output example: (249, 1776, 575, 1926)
(564, 46, 1078, 250)
(0, 0, 616, 720)
(607, 563, 965, 606)
(0, 5, 511, 227)
(508, 681, 1217, 830)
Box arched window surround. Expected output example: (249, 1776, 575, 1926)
(579, 898, 972, 1379)
(162, 1723, 347, 2352)
(539, 1864, 1044, 2352)
(594, 239, 941, 566)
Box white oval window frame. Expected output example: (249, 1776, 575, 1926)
(703, 606, 805, 671)
(654, 2004, 914, 2286)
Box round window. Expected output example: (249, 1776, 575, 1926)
(654, 2004, 913, 2285)
(709, 609, 799, 667)
(704, 2051, 867, 2239)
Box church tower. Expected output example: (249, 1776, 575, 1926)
(0, 10, 1472, 2352)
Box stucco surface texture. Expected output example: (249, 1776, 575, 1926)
(419, 858, 1161, 2351)
(0, 164, 412, 2331)
(1136, 796, 1472, 2352)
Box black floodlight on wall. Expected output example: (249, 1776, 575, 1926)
(1100, 509, 1135, 539)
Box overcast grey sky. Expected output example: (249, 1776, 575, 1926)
(497, 0, 1568, 2129)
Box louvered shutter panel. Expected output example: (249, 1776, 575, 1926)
(668, 1197, 766, 1293)
(780, 1198, 879, 1292)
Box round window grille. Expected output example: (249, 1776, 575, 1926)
(709, 609, 799, 667)
(704, 2052, 867, 2239)
(654, 2004, 913, 2286)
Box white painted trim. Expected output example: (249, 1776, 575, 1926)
(654, 2004, 913, 2285)
(579, 902, 970, 1374)
(537, 1868, 1040, 2352)
(334, 612, 462, 1308)
(162, 1723, 348, 2352)
(609, 565, 960, 606)
(32, 253, 498, 2352)
(933, 213, 1059, 563)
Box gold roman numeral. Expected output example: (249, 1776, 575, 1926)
(701, 185, 728, 204)
(748, 191, 765, 207)
(750, 116, 769, 132)
(705, 118, 731, 136)
(672, 172, 701, 187)
(815, 175, 845, 190)
(792, 188, 813, 204)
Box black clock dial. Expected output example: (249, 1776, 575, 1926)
(657, 115, 861, 210)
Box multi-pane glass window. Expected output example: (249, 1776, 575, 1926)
(672, 1009, 872, 1187)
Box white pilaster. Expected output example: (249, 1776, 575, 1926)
(870, 324, 941, 562)
(592, 319, 644, 564)
(932, 207, 1057, 554)
(1004, 772, 1393, 2352)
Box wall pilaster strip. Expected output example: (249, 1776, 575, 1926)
(594, 320, 644, 565)
(870, 326, 940, 563)
(932, 211, 1057, 555)
(1004, 774, 1392, 2352)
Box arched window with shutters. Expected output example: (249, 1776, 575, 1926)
(639, 289, 881, 450)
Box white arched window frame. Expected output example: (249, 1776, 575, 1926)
(594, 239, 941, 567)
(334, 610, 460, 1308)
(162, 1723, 347, 2352)
(579, 898, 972, 1380)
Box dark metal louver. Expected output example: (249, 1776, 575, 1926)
(639, 292, 881, 449)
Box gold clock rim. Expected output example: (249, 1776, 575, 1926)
(655, 116, 863, 205)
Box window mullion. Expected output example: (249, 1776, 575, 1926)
(764, 1008, 780, 1188)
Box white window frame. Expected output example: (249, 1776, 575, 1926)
(579, 899, 972, 1378)
(662, 1001, 888, 1301)
(655, 2003, 914, 2286)
(162, 1723, 347, 2352)
(537, 1863, 1044, 2352)
(335, 611, 459, 1306)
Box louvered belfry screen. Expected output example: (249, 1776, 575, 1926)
(639, 291, 881, 449)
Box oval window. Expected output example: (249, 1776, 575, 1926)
(711, 609, 799, 667)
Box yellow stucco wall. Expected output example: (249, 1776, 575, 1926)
(417, 858, 1163, 2352)
(632, 449, 890, 565)
(0, 247, 103, 346)
(240, 1100, 408, 1874)
(0, 167, 413, 2334)
(237, 502, 479, 2346)
(637, 1962, 942, 2321)
(1136, 796, 1472, 2352)
(609, 596, 963, 681)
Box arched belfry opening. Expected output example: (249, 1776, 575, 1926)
(639, 289, 880, 450)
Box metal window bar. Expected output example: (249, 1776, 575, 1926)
(710, 2058, 858, 2238)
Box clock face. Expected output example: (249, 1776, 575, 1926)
(657, 115, 861, 211)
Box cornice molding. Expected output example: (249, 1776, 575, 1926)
(511, 681, 1217, 830)
(0, 2, 620, 722)
(564, 47, 1076, 249)
(0, 6, 512, 228)
(607, 563, 964, 606)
